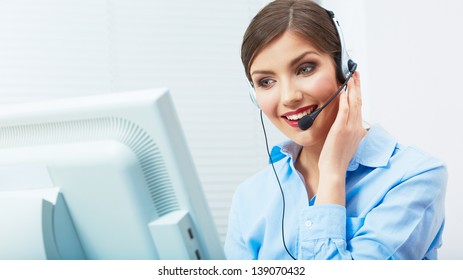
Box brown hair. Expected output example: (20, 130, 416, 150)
(241, 0, 342, 83)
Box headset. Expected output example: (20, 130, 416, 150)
(249, 10, 357, 131)
(251, 9, 357, 260)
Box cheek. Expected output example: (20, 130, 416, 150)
(304, 74, 339, 102)
(256, 92, 279, 116)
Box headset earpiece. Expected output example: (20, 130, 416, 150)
(327, 10, 357, 80)
(248, 82, 260, 109)
(348, 59, 357, 74)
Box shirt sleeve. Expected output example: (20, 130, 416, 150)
(298, 204, 351, 259)
(299, 157, 447, 260)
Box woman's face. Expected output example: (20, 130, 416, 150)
(250, 30, 341, 148)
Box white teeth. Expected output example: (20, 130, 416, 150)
(286, 107, 315, 121)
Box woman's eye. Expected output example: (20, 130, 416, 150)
(258, 78, 275, 88)
(297, 63, 315, 75)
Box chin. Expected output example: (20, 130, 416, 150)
(294, 135, 319, 148)
(293, 123, 330, 148)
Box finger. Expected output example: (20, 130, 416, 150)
(347, 72, 360, 107)
(335, 84, 349, 127)
(353, 71, 362, 107)
(347, 71, 362, 125)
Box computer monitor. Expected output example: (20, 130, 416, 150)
(0, 89, 225, 260)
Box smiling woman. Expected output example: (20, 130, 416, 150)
(249, 31, 342, 147)
(224, 0, 447, 260)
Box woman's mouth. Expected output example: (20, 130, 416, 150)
(282, 105, 318, 127)
(283, 105, 318, 121)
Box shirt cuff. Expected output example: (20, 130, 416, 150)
(299, 204, 346, 241)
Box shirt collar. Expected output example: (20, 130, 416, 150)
(347, 124, 397, 171)
(269, 124, 397, 171)
(269, 140, 301, 164)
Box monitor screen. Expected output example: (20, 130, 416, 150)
(0, 89, 224, 260)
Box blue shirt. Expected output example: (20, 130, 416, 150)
(224, 125, 447, 260)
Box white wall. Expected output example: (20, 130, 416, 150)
(324, 0, 463, 259)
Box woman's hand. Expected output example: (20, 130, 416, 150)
(316, 71, 366, 206)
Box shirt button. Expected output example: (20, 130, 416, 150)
(305, 220, 313, 227)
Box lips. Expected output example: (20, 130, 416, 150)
(282, 105, 318, 121)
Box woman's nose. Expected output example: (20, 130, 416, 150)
(281, 82, 303, 107)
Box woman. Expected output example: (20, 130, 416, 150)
(224, 0, 447, 260)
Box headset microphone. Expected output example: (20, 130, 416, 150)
(297, 8, 358, 131)
(298, 60, 357, 131)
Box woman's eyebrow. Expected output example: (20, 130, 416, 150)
(289, 51, 317, 68)
(250, 69, 274, 77)
(251, 51, 318, 78)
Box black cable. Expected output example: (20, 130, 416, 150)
(259, 110, 297, 260)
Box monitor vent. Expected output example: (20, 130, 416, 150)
(0, 117, 180, 216)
